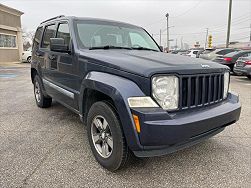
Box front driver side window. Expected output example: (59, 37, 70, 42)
(42, 24, 56, 49)
(56, 23, 70, 47)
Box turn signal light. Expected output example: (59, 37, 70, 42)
(132, 114, 140, 133)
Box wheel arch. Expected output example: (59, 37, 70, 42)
(79, 71, 146, 150)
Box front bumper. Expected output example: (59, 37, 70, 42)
(131, 93, 241, 157)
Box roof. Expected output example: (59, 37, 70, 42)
(0, 3, 24, 16)
(40, 15, 141, 28)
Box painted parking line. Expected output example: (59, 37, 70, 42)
(0, 74, 18, 78)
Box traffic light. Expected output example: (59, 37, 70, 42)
(208, 35, 212, 48)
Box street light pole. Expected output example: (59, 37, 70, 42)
(226, 0, 232, 48)
(166, 13, 169, 52)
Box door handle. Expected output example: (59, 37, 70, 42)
(48, 55, 56, 60)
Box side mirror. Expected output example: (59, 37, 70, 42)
(159, 46, 164, 52)
(50, 38, 69, 53)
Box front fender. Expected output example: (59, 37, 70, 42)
(79, 71, 146, 150)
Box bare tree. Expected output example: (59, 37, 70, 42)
(22, 27, 35, 50)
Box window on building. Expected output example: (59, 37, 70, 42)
(41, 24, 56, 49)
(0, 34, 17, 48)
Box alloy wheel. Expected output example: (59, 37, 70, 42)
(91, 115, 113, 158)
(34, 81, 41, 103)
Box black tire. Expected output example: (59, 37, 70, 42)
(87, 101, 130, 171)
(34, 75, 52, 108)
(247, 75, 251, 80)
(27, 56, 31, 63)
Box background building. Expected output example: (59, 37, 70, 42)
(0, 3, 23, 62)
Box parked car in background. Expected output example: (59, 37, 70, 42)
(213, 50, 251, 72)
(198, 48, 216, 58)
(183, 49, 200, 58)
(22, 48, 32, 63)
(200, 48, 239, 61)
(170, 50, 187, 55)
(234, 55, 251, 79)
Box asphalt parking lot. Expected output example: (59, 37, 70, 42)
(0, 62, 250, 188)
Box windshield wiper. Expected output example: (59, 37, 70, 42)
(131, 47, 159, 52)
(89, 45, 132, 50)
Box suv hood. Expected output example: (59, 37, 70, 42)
(79, 50, 228, 77)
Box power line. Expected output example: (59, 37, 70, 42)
(209, 15, 251, 31)
(144, 0, 204, 26)
(170, 0, 203, 18)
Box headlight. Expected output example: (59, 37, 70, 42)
(223, 71, 230, 99)
(152, 76, 179, 110)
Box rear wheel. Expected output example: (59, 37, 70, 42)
(34, 75, 52, 108)
(247, 75, 251, 80)
(87, 101, 130, 171)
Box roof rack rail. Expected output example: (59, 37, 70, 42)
(40, 15, 65, 24)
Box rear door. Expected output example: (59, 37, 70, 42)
(40, 23, 57, 83)
(32, 26, 44, 72)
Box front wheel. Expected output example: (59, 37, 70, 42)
(87, 101, 130, 171)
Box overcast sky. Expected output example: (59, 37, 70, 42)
(2, 0, 251, 48)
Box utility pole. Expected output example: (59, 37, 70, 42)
(166, 13, 169, 52)
(249, 23, 251, 41)
(175, 38, 178, 50)
(226, 0, 232, 48)
(181, 37, 183, 50)
(205, 28, 209, 49)
(159, 29, 162, 46)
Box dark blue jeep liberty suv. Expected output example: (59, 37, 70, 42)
(31, 15, 241, 171)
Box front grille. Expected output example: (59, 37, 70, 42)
(179, 73, 224, 109)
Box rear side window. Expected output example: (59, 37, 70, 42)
(33, 26, 43, 49)
(241, 53, 249, 57)
(56, 23, 70, 46)
(42, 24, 56, 49)
(247, 52, 251, 57)
(216, 49, 235, 55)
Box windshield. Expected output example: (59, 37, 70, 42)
(203, 49, 215, 54)
(74, 20, 160, 51)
